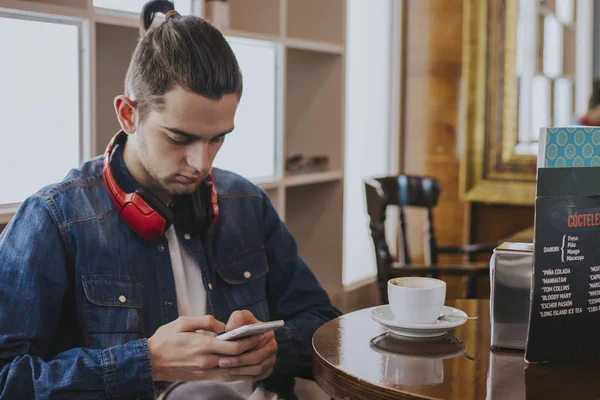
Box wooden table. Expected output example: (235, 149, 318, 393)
(313, 299, 600, 399)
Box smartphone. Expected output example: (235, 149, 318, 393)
(216, 320, 284, 341)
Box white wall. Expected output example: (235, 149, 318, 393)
(342, 0, 398, 286)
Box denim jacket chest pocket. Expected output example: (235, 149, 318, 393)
(216, 247, 270, 322)
(82, 275, 145, 348)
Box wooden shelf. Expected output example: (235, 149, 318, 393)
(0, 204, 18, 225)
(286, 181, 344, 294)
(0, 0, 88, 18)
(285, 38, 344, 55)
(286, 0, 345, 45)
(221, 28, 281, 43)
(284, 170, 343, 187)
(257, 180, 281, 190)
(224, 0, 281, 36)
(285, 49, 344, 172)
(92, 9, 141, 28)
(18, 0, 88, 10)
(262, 186, 285, 219)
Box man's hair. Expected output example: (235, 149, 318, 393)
(125, 0, 243, 121)
(589, 79, 600, 110)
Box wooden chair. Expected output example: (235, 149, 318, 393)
(364, 175, 497, 303)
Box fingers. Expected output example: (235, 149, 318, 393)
(255, 331, 272, 348)
(223, 354, 276, 376)
(176, 315, 226, 334)
(226, 310, 259, 331)
(227, 364, 275, 382)
(193, 354, 223, 370)
(209, 333, 264, 356)
(218, 333, 277, 368)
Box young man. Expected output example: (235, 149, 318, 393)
(0, 1, 340, 399)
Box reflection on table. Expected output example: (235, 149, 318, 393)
(313, 299, 600, 400)
(371, 332, 465, 387)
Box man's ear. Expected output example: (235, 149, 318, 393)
(114, 95, 138, 134)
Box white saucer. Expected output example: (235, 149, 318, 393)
(370, 305, 469, 338)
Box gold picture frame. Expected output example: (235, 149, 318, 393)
(460, 0, 537, 206)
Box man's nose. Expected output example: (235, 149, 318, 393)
(186, 142, 210, 172)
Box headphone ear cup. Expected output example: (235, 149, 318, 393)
(102, 131, 176, 241)
(136, 189, 174, 226)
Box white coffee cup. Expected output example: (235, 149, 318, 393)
(384, 355, 444, 386)
(387, 277, 446, 324)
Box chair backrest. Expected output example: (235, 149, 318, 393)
(364, 175, 442, 272)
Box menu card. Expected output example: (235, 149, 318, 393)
(526, 127, 600, 363)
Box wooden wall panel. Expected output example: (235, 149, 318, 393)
(401, 0, 465, 263)
(470, 204, 535, 244)
(401, 0, 535, 262)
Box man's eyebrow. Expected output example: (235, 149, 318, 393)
(161, 126, 234, 140)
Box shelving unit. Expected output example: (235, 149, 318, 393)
(0, 0, 347, 301)
(286, 181, 344, 295)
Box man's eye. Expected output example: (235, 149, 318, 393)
(167, 135, 189, 145)
(211, 136, 225, 143)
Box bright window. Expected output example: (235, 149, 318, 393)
(212, 37, 278, 182)
(514, 0, 592, 155)
(0, 16, 80, 206)
(543, 16, 563, 78)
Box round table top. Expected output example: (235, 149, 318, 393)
(312, 299, 600, 400)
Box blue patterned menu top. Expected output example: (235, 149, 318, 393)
(543, 127, 600, 168)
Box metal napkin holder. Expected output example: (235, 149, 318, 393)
(489, 242, 534, 350)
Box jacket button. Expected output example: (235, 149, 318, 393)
(118, 295, 126, 303)
(158, 244, 165, 252)
(243, 271, 251, 279)
(164, 300, 173, 307)
(184, 233, 191, 240)
(208, 283, 213, 290)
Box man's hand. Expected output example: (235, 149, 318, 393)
(147, 315, 264, 382)
(217, 310, 278, 382)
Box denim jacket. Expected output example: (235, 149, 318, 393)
(0, 150, 341, 399)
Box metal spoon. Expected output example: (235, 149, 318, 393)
(438, 314, 478, 321)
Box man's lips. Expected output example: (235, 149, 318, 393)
(176, 175, 204, 184)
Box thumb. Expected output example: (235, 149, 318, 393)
(226, 310, 259, 331)
(176, 315, 226, 334)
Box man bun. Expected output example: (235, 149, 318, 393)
(140, 0, 177, 35)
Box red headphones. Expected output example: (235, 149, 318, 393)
(102, 131, 219, 242)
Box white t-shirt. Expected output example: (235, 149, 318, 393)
(165, 226, 278, 400)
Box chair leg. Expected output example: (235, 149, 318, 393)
(379, 283, 389, 304)
(465, 276, 477, 299)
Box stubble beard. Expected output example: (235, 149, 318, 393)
(138, 140, 204, 197)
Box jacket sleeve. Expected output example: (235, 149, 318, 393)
(259, 190, 342, 383)
(0, 195, 155, 399)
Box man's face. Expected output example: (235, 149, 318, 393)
(135, 86, 238, 196)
